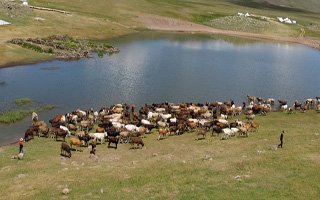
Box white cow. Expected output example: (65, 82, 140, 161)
(188, 118, 199, 123)
(199, 119, 209, 126)
(218, 119, 228, 124)
(221, 128, 232, 140)
(161, 114, 172, 121)
(125, 124, 139, 132)
(169, 118, 177, 123)
(157, 121, 167, 128)
(155, 108, 166, 113)
(147, 112, 159, 120)
(141, 119, 151, 125)
(230, 128, 239, 136)
(90, 132, 107, 144)
(220, 114, 228, 120)
(281, 104, 288, 111)
(59, 125, 71, 136)
(112, 122, 124, 129)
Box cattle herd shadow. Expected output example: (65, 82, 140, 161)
(70, 148, 83, 152)
(107, 145, 118, 149)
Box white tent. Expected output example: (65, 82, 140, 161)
(22, 0, 28, 6)
(0, 20, 11, 26)
(277, 17, 284, 22)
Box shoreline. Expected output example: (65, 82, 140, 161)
(137, 15, 320, 49)
(0, 57, 56, 69)
(0, 138, 19, 151)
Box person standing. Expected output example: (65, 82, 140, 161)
(278, 130, 284, 148)
(19, 138, 24, 153)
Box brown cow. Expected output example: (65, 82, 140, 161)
(69, 137, 82, 151)
(247, 95, 256, 102)
(196, 129, 207, 140)
(158, 128, 169, 140)
(49, 114, 65, 127)
(250, 121, 260, 131)
(138, 127, 148, 138)
(24, 127, 37, 142)
(61, 142, 71, 158)
(50, 128, 67, 141)
(96, 127, 105, 133)
(130, 136, 144, 149)
(68, 124, 77, 132)
(187, 121, 198, 130)
(238, 127, 248, 137)
(212, 125, 222, 136)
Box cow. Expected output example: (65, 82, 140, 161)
(108, 136, 119, 149)
(129, 136, 144, 149)
(69, 137, 82, 151)
(61, 142, 71, 158)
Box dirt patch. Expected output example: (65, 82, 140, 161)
(307, 154, 320, 164)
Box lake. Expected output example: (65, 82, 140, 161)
(1, 32, 320, 146)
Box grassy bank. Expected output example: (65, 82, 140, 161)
(1, 0, 320, 68)
(0, 111, 319, 199)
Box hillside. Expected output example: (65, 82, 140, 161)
(0, 0, 320, 67)
(253, 0, 320, 13)
(0, 111, 319, 199)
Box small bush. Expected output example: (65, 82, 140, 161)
(47, 48, 54, 54)
(21, 42, 44, 53)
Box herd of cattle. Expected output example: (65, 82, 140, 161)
(23, 96, 320, 157)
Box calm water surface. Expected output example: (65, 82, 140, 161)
(1, 32, 320, 146)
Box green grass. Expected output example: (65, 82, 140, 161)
(14, 98, 33, 106)
(0, 111, 319, 199)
